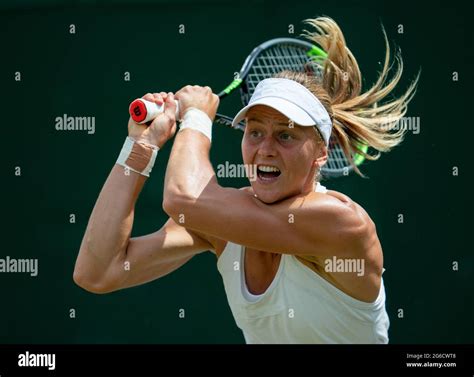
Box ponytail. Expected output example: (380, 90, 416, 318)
(278, 17, 419, 176)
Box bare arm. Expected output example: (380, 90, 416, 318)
(163, 132, 365, 257)
(74, 92, 214, 294)
(163, 86, 368, 258)
(74, 162, 215, 293)
(73, 164, 145, 292)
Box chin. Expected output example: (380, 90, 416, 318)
(256, 193, 279, 204)
(250, 184, 286, 204)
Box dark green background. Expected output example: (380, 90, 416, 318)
(1, 0, 472, 344)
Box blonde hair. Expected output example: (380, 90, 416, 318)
(275, 16, 419, 176)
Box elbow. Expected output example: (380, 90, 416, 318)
(162, 190, 195, 222)
(162, 195, 177, 218)
(73, 261, 117, 295)
(163, 176, 219, 221)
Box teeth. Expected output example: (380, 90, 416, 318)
(258, 165, 280, 173)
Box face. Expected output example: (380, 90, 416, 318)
(241, 105, 327, 203)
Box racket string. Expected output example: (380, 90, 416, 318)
(244, 45, 323, 103)
(240, 43, 351, 176)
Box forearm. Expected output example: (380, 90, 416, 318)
(74, 164, 146, 285)
(164, 129, 217, 203)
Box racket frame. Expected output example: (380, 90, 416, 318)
(214, 37, 368, 177)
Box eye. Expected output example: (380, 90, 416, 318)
(279, 132, 293, 141)
(249, 129, 262, 138)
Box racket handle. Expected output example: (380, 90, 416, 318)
(129, 98, 180, 124)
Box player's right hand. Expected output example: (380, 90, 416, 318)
(128, 92, 177, 148)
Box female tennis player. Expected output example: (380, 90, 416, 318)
(74, 17, 417, 343)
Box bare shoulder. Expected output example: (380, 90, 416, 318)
(305, 188, 381, 265)
(313, 189, 384, 299)
(326, 188, 382, 268)
(325, 189, 374, 228)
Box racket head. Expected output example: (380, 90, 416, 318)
(323, 136, 369, 178)
(217, 38, 367, 178)
(237, 38, 325, 105)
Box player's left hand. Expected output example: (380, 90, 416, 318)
(175, 85, 219, 121)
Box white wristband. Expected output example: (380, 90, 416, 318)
(116, 137, 159, 177)
(179, 108, 212, 142)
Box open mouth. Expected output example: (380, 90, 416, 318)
(257, 165, 281, 182)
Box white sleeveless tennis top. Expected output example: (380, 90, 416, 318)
(217, 183, 390, 344)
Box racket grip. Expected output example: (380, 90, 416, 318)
(129, 98, 180, 124)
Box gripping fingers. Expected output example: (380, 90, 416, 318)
(130, 92, 179, 125)
(163, 93, 177, 121)
(142, 93, 156, 102)
(153, 93, 165, 105)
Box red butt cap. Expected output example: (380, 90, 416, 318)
(129, 99, 147, 123)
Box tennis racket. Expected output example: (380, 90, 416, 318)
(129, 38, 368, 178)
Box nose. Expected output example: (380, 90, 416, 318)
(257, 135, 278, 158)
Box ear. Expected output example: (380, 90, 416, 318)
(315, 145, 328, 167)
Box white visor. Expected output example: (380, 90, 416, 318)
(232, 78, 332, 145)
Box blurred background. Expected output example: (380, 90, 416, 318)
(1, 0, 472, 344)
